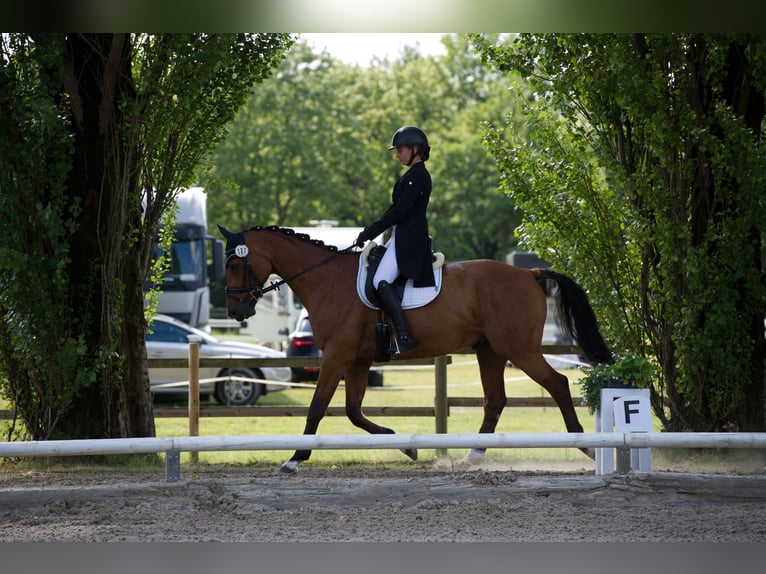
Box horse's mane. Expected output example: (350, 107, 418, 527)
(246, 225, 340, 252)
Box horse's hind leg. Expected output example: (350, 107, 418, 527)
(280, 363, 343, 475)
(456, 343, 508, 468)
(344, 364, 417, 461)
(512, 353, 594, 459)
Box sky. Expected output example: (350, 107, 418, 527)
(299, 33, 449, 66)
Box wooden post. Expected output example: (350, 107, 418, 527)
(187, 335, 201, 464)
(434, 355, 449, 458)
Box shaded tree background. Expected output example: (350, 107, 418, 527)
(7, 32, 760, 442)
(0, 33, 292, 440)
(476, 33, 766, 431)
(202, 34, 522, 262)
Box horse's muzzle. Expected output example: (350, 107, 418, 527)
(229, 300, 256, 322)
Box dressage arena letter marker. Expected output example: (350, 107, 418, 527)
(595, 388, 651, 475)
(614, 396, 651, 431)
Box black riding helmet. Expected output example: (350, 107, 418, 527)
(388, 125, 430, 164)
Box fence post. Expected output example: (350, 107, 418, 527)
(434, 355, 449, 457)
(165, 448, 181, 482)
(187, 335, 201, 464)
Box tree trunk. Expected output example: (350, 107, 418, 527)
(120, 221, 157, 438)
(54, 33, 155, 439)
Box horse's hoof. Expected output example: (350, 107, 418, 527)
(582, 447, 596, 460)
(432, 457, 454, 471)
(452, 459, 477, 471)
(453, 448, 484, 470)
(280, 460, 299, 474)
(400, 448, 418, 461)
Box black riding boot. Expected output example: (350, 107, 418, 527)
(376, 280, 415, 353)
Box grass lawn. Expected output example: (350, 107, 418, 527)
(4, 356, 764, 474)
(153, 359, 600, 468)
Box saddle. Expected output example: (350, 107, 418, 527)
(357, 242, 445, 362)
(356, 241, 444, 310)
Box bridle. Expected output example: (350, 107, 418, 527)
(224, 246, 268, 307)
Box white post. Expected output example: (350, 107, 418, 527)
(595, 387, 652, 475)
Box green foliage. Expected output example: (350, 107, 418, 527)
(0, 34, 294, 440)
(202, 34, 521, 261)
(136, 34, 295, 331)
(200, 42, 345, 230)
(0, 35, 95, 440)
(577, 354, 657, 414)
(476, 33, 766, 431)
(482, 99, 642, 352)
(143, 201, 177, 323)
(133, 33, 295, 235)
(133, 34, 292, 188)
(428, 39, 526, 260)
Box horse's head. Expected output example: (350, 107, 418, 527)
(218, 225, 272, 322)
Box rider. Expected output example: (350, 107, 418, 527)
(355, 125, 435, 353)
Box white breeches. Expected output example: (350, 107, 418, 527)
(373, 227, 400, 288)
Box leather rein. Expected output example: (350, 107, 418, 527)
(224, 243, 357, 306)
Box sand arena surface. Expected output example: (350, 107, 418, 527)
(2, 464, 766, 542)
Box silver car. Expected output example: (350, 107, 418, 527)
(147, 314, 292, 406)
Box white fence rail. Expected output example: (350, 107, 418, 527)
(3, 431, 766, 458)
(2, 432, 766, 482)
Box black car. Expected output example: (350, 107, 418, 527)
(284, 311, 321, 382)
(285, 310, 383, 387)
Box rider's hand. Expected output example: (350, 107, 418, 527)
(354, 230, 368, 248)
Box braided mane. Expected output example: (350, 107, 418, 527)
(246, 225, 340, 252)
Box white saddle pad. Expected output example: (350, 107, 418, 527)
(356, 242, 443, 310)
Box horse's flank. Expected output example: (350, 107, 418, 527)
(239, 226, 548, 362)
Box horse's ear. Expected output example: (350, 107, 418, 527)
(218, 225, 235, 240)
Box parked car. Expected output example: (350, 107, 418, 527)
(284, 309, 383, 387)
(147, 314, 292, 406)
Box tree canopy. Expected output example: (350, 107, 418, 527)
(476, 33, 766, 431)
(0, 33, 293, 440)
(201, 34, 522, 262)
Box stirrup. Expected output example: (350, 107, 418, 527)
(392, 335, 415, 355)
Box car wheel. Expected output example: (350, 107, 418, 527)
(367, 370, 384, 387)
(214, 368, 264, 406)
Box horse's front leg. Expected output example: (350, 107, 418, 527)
(280, 361, 344, 475)
(344, 364, 417, 462)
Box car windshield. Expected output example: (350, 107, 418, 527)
(147, 318, 218, 344)
(153, 238, 206, 286)
(298, 318, 313, 333)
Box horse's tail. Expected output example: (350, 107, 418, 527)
(534, 269, 614, 365)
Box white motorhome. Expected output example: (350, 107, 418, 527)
(149, 187, 224, 330)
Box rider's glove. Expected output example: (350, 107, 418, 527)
(354, 229, 370, 248)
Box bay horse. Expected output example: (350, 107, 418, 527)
(219, 225, 613, 474)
